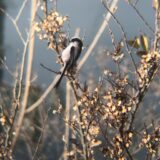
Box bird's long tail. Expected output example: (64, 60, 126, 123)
(53, 63, 67, 88)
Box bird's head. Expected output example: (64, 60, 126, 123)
(70, 37, 83, 48)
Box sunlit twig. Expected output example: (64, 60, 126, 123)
(12, 0, 37, 148)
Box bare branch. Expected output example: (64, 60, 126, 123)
(77, 0, 119, 70)
(40, 63, 61, 74)
(25, 79, 55, 113)
(12, 0, 37, 148)
(0, 8, 25, 45)
(63, 81, 71, 160)
(129, 2, 154, 34)
(102, 1, 141, 81)
(15, 0, 28, 22)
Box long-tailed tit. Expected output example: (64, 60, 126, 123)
(53, 37, 83, 88)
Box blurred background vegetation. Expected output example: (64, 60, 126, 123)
(0, 0, 160, 160)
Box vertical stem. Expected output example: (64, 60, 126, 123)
(77, 0, 119, 71)
(63, 80, 71, 160)
(77, 106, 88, 159)
(63, 28, 82, 160)
(12, 0, 37, 148)
(154, 3, 160, 52)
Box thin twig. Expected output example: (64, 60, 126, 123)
(129, 6, 160, 131)
(129, 2, 154, 34)
(0, 58, 15, 77)
(26, 78, 55, 113)
(7, 36, 29, 148)
(107, 25, 121, 76)
(63, 81, 71, 160)
(102, 2, 141, 81)
(15, 0, 28, 22)
(12, 0, 37, 148)
(32, 107, 51, 160)
(40, 63, 61, 74)
(0, 8, 25, 45)
(17, 37, 30, 100)
(70, 83, 88, 160)
(4, 60, 19, 150)
(42, 0, 48, 18)
(3, 0, 30, 149)
(134, 0, 139, 6)
(77, 0, 119, 71)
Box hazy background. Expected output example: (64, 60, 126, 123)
(0, 0, 157, 159)
(2, 0, 155, 89)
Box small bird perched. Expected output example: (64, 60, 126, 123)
(53, 37, 83, 88)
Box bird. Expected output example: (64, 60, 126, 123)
(53, 37, 83, 88)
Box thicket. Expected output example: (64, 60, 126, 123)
(0, 0, 160, 160)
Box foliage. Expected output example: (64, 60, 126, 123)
(0, 0, 160, 160)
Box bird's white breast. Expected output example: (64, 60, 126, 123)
(61, 42, 78, 63)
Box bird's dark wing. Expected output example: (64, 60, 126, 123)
(74, 45, 82, 62)
(68, 45, 81, 69)
(53, 63, 68, 88)
(67, 46, 75, 69)
(53, 46, 75, 88)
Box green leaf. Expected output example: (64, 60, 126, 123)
(140, 35, 149, 51)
